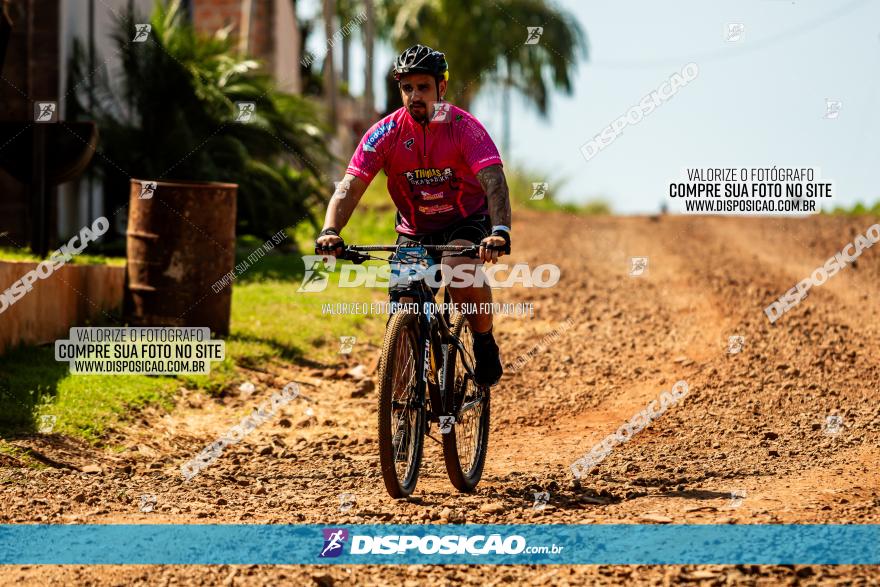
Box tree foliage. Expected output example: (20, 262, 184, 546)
(67, 0, 335, 239)
(380, 0, 587, 113)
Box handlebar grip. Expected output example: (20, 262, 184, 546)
(482, 242, 510, 255)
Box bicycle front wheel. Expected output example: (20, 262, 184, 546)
(377, 309, 425, 498)
(441, 313, 490, 492)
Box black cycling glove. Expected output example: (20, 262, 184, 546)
(315, 228, 345, 255)
(486, 228, 511, 254)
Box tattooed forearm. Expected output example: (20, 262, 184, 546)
(476, 164, 512, 227)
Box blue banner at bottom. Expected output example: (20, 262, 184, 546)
(0, 524, 877, 565)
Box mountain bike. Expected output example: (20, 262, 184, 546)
(342, 243, 491, 498)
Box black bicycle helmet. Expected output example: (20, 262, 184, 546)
(392, 44, 449, 81)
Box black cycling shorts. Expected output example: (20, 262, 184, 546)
(395, 212, 491, 265)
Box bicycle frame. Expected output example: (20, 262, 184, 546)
(396, 262, 478, 425)
(341, 242, 492, 496)
(424, 287, 476, 422)
(343, 244, 480, 422)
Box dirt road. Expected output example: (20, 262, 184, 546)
(2, 212, 879, 585)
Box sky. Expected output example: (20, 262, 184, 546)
(307, 0, 880, 214)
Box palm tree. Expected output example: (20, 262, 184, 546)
(287, 0, 303, 93)
(381, 0, 586, 115)
(334, 0, 361, 88)
(322, 0, 338, 126)
(363, 0, 376, 117)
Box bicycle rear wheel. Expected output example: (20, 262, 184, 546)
(441, 313, 490, 492)
(377, 309, 425, 498)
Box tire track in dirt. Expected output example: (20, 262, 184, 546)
(475, 213, 731, 481)
(582, 215, 880, 525)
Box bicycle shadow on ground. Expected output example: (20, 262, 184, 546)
(0, 432, 97, 470)
(655, 489, 738, 501)
(450, 482, 622, 513)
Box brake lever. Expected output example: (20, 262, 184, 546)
(341, 249, 369, 264)
(443, 246, 480, 259)
(463, 246, 481, 259)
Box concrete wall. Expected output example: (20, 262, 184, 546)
(0, 261, 124, 355)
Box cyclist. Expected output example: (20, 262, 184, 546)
(315, 44, 512, 387)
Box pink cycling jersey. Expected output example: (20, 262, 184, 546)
(346, 105, 503, 235)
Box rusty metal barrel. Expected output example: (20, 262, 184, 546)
(123, 179, 237, 335)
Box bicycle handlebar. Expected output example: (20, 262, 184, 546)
(347, 244, 479, 252)
(341, 244, 481, 263)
